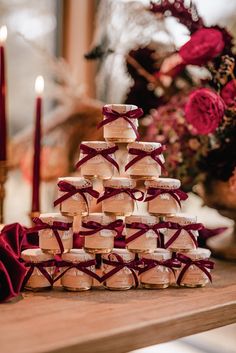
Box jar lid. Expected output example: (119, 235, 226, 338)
(102, 248, 135, 262)
(62, 249, 94, 263)
(39, 213, 73, 225)
(145, 177, 181, 190)
(82, 212, 117, 225)
(141, 248, 172, 261)
(81, 141, 116, 150)
(21, 248, 54, 263)
(125, 214, 159, 225)
(104, 104, 138, 114)
(128, 141, 162, 152)
(58, 177, 92, 189)
(179, 247, 211, 260)
(103, 177, 136, 189)
(165, 213, 197, 225)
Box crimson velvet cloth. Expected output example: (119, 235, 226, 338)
(0, 224, 28, 302)
(1, 223, 38, 257)
(1, 223, 26, 257)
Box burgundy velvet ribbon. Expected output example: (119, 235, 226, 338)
(125, 145, 166, 173)
(101, 253, 140, 287)
(97, 187, 144, 203)
(75, 144, 119, 171)
(54, 259, 102, 283)
(28, 218, 73, 255)
(176, 253, 214, 286)
(138, 258, 181, 275)
(97, 106, 143, 140)
(53, 180, 99, 211)
(79, 219, 123, 236)
(125, 222, 167, 244)
(73, 232, 85, 248)
(113, 224, 126, 248)
(23, 260, 55, 287)
(114, 236, 126, 249)
(164, 222, 204, 249)
(144, 187, 188, 208)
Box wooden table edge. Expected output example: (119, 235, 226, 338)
(35, 301, 236, 353)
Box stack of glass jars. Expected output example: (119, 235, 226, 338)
(21, 104, 213, 292)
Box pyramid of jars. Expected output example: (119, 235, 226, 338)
(21, 104, 214, 292)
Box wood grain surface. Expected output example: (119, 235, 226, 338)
(0, 259, 236, 353)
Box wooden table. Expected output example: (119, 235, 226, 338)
(1, 259, 236, 353)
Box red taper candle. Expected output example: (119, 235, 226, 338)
(0, 26, 7, 161)
(31, 76, 44, 213)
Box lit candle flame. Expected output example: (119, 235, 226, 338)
(35, 76, 44, 95)
(0, 25, 7, 43)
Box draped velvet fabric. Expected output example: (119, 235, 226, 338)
(0, 224, 28, 302)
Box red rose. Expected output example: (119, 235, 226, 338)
(221, 80, 236, 107)
(179, 28, 225, 65)
(185, 88, 225, 135)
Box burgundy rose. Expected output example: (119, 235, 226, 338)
(185, 88, 225, 135)
(179, 28, 225, 65)
(221, 80, 236, 107)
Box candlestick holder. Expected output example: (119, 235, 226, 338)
(29, 211, 40, 226)
(0, 160, 7, 224)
